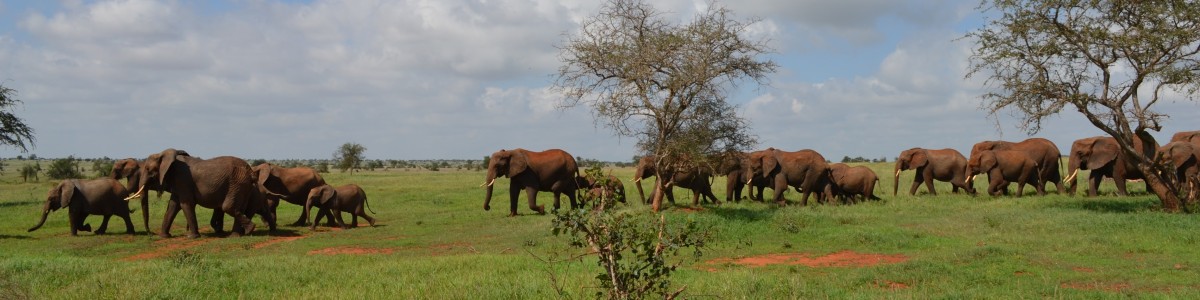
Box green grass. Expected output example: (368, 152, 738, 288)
(1, 160, 1198, 298)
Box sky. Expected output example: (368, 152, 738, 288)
(0, 0, 1197, 162)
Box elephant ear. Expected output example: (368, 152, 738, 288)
(158, 149, 180, 186)
(911, 150, 929, 168)
(509, 150, 530, 176)
(762, 151, 779, 178)
(60, 180, 79, 208)
(256, 164, 272, 189)
(981, 152, 998, 171)
(1088, 141, 1119, 170)
(322, 188, 337, 205)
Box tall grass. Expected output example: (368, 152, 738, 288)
(0, 160, 1196, 298)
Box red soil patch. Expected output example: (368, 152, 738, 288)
(678, 207, 705, 213)
(705, 250, 908, 268)
(121, 238, 214, 261)
(308, 247, 397, 255)
(1060, 282, 1132, 292)
(252, 236, 307, 249)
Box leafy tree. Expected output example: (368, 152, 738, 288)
(966, 0, 1200, 211)
(554, 0, 775, 211)
(46, 156, 83, 179)
(333, 143, 366, 175)
(92, 157, 114, 178)
(0, 84, 35, 153)
(19, 162, 39, 182)
(315, 161, 330, 173)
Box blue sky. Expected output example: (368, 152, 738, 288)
(0, 0, 1196, 161)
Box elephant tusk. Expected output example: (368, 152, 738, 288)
(894, 169, 901, 178)
(966, 174, 975, 183)
(1064, 169, 1079, 183)
(746, 178, 753, 186)
(480, 178, 496, 188)
(124, 185, 146, 201)
(633, 177, 641, 183)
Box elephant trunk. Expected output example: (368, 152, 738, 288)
(893, 163, 903, 196)
(140, 195, 150, 234)
(304, 194, 315, 226)
(28, 206, 50, 232)
(635, 176, 647, 204)
(1066, 154, 1081, 195)
(483, 169, 497, 211)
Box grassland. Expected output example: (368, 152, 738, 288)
(1, 159, 1198, 299)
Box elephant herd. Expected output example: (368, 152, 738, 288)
(29, 148, 376, 237)
(484, 130, 1200, 216)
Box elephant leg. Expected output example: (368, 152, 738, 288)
(508, 184, 521, 216)
(221, 200, 255, 237)
(67, 209, 82, 236)
(664, 187, 676, 205)
(567, 189, 579, 210)
(210, 210, 226, 235)
(923, 173, 937, 196)
(1113, 173, 1129, 196)
(180, 202, 201, 239)
(359, 206, 376, 226)
(161, 199, 181, 238)
(332, 208, 349, 229)
(1088, 174, 1102, 197)
(772, 177, 789, 205)
(528, 186, 548, 213)
(259, 208, 277, 232)
(323, 208, 338, 227)
(310, 208, 326, 230)
(690, 189, 700, 206)
(120, 211, 135, 234)
(909, 176, 922, 196)
(93, 214, 111, 234)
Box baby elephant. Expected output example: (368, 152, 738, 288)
(29, 178, 136, 236)
(827, 163, 881, 203)
(305, 184, 376, 230)
(969, 150, 1042, 197)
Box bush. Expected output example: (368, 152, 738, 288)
(46, 156, 83, 179)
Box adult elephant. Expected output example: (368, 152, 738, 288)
(253, 163, 328, 226)
(1157, 141, 1199, 199)
(718, 152, 768, 202)
(967, 138, 1064, 194)
(894, 148, 971, 196)
(126, 148, 267, 238)
(29, 178, 135, 236)
(966, 150, 1042, 197)
(482, 148, 580, 216)
(747, 148, 830, 206)
(1171, 130, 1200, 145)
(1064, 136, 1157, 196)
(110, 158, 152, 234)
(632, 156, 720, 206)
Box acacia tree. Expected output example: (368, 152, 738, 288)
(967, 0, 1200, 212)
(554, 0, 775, 211)
(333, 143, 366, 175)
(0, 84, 35, 153)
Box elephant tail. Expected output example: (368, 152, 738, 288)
(364, 194, 377, 215)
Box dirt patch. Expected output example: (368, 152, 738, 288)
(1060, 282, 1132, 292)
(121, 238, 214, 261)
(252, 236, 307, 249)
(1072, 267, 1096, 273)
(678, 207, 705, 213)
(875, 280, 910, 290)
(705, 250, 908, 268)
(308, 247, 397, 255)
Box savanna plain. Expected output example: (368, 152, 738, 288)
(2, 159, 1199, 299)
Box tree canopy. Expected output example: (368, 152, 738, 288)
(966, 0, 1200, 211)
(554, 0, 775, 211)
(333, 143, 366, 175)
(0, 84, 35, 153)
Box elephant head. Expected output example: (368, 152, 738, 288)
(482, 149, 530, 211)
(29, 180, 85, 232)
(747, 148, 780, 181)
(1065, 137, 1118, 194)
(304, 185, 336, 226)
(631, 156, 657, 203)
(1171, 130, 1200, 144)
(1158, 142, 1199, 178)
(893, 148, 929, 195)
(128, 148, 192, 201)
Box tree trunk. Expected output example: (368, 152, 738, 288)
(651, 177, 665, 212)
(1140, 166, 1184, 212)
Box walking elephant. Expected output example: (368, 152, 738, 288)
(482, 148, 580, 216)
(828, 163, 880, 203)
(747, 148, 831, 206)
(110, 158, 152, 234)
(1064, 136, 1157, 196)
(718, 151, 768, 202)
(1157, 141, 1200, 200)
(632, 156, 720, 206)
(894, 148, 971, 196)
(967, 138, 1064, 194)
(577, 173, 626, 204)
(305, 184, 375, 230)
(253, 163, 329, 226)
(967, 150, 1042, 197)
(126, 148, 272, 238)
(29, 178, 135, 236)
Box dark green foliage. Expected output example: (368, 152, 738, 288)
(0, 84, 35, 153)
(333, 143, 366, 174)
(250, 159, 267, 166)
(19, 162, 39, 182)
(91, 158, 114, 178)
(46, 156, 83, 180)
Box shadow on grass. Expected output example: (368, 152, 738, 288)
(707, 206, 777, 222)
(0, 200, 40, 208)
(0, 234, 33, 240)
(1049, 197, 1157, 213)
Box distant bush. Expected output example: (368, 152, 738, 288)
(46, 156, 83, 179)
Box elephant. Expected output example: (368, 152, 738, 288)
(482, 148, 581, 216)
(305, 184, 376, 230)
(29, 178, 135, 236)
(828, 163, 881, 203)
(894, 148, 971, 196)
(126, 148, 271, 238)
(966, 150, 1042, 197)
(253, 163, 329, 226)
(746, 148, 831, 206)
(1064, 136, 1157, 196)
(967, 138, 1064, 194)
(632, 156, 720, 206)
(110, 158, 152, 234)
(718, 151, 769, 202)
(1157, 141, 1200, 200)
(1171, 130, 1200, 145)
(577, 173, 626, 204)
